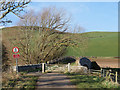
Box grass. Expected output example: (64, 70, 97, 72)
(2, 72, 39, 89)
(66, 32, 118, 57)
(66, 72, 120, 88)
(2, 27, 118, 59)
(70, 62, 76, 66)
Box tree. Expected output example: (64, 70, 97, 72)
(9, 27, 34, 64)
(17, 9, 38, 30)
(37, 7, 70, 32)
(15, 10, 38, 64)
(0, 0, 31, 66)
(0, 0, 31, 19)
(14, 7, 86, 64)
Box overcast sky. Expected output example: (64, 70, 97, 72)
(3, 2, 118, 32)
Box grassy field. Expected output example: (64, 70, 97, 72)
(66, 73, 120, 88)
(2, 27, 118, 58)
(66, 32, 118, 57)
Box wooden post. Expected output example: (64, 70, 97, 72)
(16, 58, 18, 75)
(42, 63, 45, 73)
(101, 68, 102, 77)
(115, 71, 118, 83)
(68, 63, 70, 72)
(103, 69, 105, 77)
(88, 69, 90, 75)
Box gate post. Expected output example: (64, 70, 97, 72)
(68, 63, 70, 72)
(88, 69, 90, 75)
(115, 71, 118, 83)
(42, 63, 45, 73)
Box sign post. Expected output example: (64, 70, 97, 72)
(12, 47, 19, 74)
(16, 58, 18, 74)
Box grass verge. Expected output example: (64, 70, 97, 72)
(2, 72, 39, 89)
(65, 72, 120, 88)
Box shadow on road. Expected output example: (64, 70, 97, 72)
(35, 73, 76, 89)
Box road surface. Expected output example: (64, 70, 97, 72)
(35, 73, 76, 89)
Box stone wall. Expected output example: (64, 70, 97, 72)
(70, 66, 88, 74)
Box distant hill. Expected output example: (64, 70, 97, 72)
(2, 26, 118, 58)
(66, 32, 118, 57)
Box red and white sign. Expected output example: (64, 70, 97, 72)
(12, 47, 19, 53)
(13, 54, 20, 58)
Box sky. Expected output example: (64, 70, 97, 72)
(2, 2, 118, 32)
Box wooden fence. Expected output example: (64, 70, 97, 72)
(90, 68, 120, 83)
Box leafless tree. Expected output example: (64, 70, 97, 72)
(16, 10, 38, 64)
(17, 9, 38, 30)
(15, 7, 86, 64)
(37, 7, 70, 32)
(0, 0, 31, 19)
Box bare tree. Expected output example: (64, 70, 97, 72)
(37, 7, 70, 32)
(7, 27, 33, 64)
(17, 9, 38, 30)
(15, 7, 86, 64)
(30, 31, 77, 63)
(16, 10, 38, 64)
(0, 0, 31, 20)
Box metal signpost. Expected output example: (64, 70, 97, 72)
(12, 47, 20, 74)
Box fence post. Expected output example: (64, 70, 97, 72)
(42, 63, 45, 73)
(88, 69, 90, 75)
(115, 71, 118, 83)
(101, 68, 102, 77)
(68, 63, 70, 72)
(103, 69, 105, 77)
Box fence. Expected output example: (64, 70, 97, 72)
(90, 69, 101, 75)
(13, 63, 74, 73)
(12, 63, 120, 84)
(12, 64, 42, 72)
(12, 63, 70, 73)
(90, 68, 120, 84)
(12, 56, 75, 72)
(45, 63, 71, 73)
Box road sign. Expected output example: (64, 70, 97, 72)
(12, 47, 19, 53)
(13, 54, 20, 58)
(12, 47, 19, 75)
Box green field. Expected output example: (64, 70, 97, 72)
(2, 27, 118, 57)
(65, 32, 118, 57)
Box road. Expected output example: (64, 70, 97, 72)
(35, 73, 76, 89)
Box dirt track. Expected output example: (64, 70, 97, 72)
(35, 73, 76, 89)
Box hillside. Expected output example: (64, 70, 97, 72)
(66, 32, 118, 57)
(2, 26, 118, 60)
